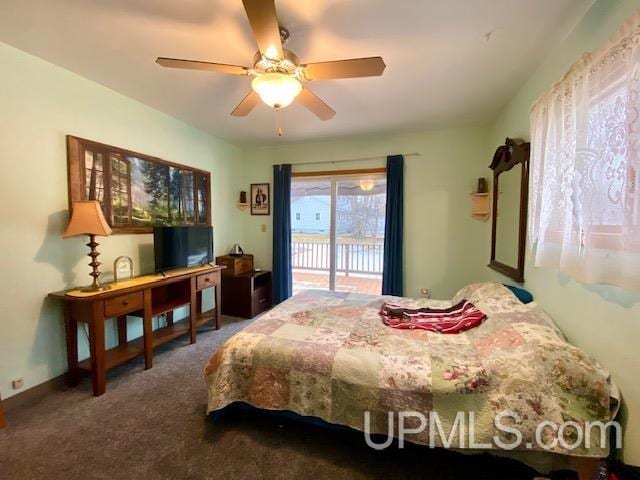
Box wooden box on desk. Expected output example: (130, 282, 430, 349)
(215, 254, 253, 276)
(221, 270, 272, 318)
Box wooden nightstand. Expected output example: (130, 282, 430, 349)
(221, 271, 272, 319)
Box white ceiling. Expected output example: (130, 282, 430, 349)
(0, 0, 586, 144)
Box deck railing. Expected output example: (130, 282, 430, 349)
(292, 241, 383, 275)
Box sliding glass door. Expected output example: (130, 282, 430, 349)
(335, 177, 386, 293)
(290, 179, 332, 292)
(291, 173, 386, 295)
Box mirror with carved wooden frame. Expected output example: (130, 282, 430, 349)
(488, 138, 530, 282)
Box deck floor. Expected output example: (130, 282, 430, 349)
(293, 270, 382, 295)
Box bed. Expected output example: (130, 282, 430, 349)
(204, 282, 619, 477)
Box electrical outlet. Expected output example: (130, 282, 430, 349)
(420, 288, 430, 297)
(12, 378, 24, 390)
(261, 224, 267, 233)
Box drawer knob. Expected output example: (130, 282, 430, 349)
(205, 278, 210, 282)
(259, 298, 266, 303)
(122, 300, 129, 305)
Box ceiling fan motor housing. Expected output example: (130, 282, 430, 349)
(253, 48, 299, 75)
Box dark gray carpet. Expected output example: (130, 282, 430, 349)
(0, 316, 552, 480)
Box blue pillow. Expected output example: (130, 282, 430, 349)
(504, 284, 533, 304)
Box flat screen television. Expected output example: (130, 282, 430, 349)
(153, 226, 213, 273)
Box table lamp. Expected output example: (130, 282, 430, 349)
(63, 200, 112, 292)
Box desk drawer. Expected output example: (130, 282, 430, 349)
(104, 292, 144, 317)
(196, 271, 219, 291)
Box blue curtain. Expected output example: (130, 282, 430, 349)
(382, 155, 404, 296)
(272, 164, 292, 304)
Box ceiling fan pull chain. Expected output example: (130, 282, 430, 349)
(276, 108, 283, 137)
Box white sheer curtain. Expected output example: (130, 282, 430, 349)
(529, 11, 640, 291)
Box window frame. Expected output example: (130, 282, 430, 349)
(67, 135, 212, 234)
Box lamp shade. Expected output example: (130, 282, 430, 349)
(63, 201, 112, 238)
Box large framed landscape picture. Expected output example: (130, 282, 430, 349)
(67, 136, 211, 233)
(250, 183, 270, 215)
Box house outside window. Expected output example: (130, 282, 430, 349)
(315, 212, 321, 221)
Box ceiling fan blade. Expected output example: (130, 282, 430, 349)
(156, 57, 250, 75)
(242, 0, 283, 60)
(302, 57, 386, 80)
(297, 88, 336, 121)
(231, 90, 261, 117)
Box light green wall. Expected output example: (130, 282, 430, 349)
(0, 42, 244, 401)
(242, 127, 490, 299)
(485, 0, 640, 466)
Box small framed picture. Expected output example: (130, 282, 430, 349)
(250, 183, 270, 215)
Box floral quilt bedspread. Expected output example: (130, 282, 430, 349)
(204, 282, 616, 457)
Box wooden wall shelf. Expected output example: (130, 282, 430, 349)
(470, 192, 490, 221)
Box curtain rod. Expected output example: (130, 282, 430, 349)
(292, 152, 420, 167)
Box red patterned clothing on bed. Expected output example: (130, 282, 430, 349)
(379, 299, 486, 333)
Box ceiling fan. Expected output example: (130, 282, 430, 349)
(156, 0, 386, 132)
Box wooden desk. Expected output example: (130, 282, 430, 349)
(49, 265, 224, 396)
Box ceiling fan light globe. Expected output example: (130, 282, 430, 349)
(359, 179, 376, 191)
(251, 72, 302, 109)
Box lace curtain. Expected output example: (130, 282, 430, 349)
(529, 12, 640, 291)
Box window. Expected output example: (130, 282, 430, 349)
(68, 136, 211, 233)
(314, 212, 321, 221)
(529, 13, 640, 291)
(295, 212, 301, 221)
